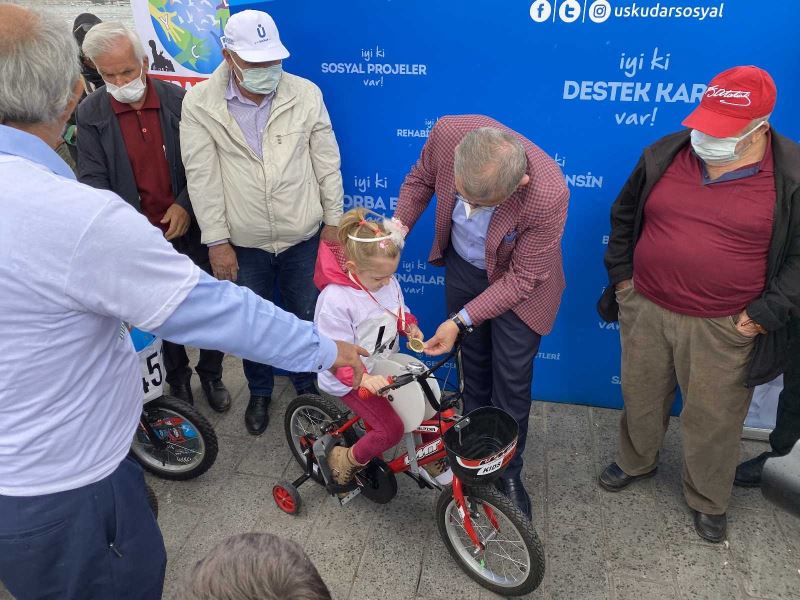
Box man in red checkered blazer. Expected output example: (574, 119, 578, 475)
(395, 115, 569, 518)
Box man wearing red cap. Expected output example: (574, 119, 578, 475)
(596, 66, 800, 542)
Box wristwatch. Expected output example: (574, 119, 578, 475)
(449, 312, 473, 334)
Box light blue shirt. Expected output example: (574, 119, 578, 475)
(225, 73, 275, 160)
(152, 271, 337, 373)
(451, 194, 496, 327)
(451, 194, 495, 271)
(0, 124, 75, 179)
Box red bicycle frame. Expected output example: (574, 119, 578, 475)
(329, 406, 496, 551)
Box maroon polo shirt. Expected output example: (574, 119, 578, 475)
(111, 79, 175, 233)
(633, 133, 775, 317)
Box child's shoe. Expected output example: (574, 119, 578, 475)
(327, 445, 366, 486)
(424, 458, 453, 485)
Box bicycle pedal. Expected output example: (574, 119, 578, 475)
(337, 487, 361, 506)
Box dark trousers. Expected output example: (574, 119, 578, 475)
(234, 232, 320, 397)
(163, 342, 223, 386)
(771, 317, 800, 455)
(165, 230, 224, 386)
(444, 248, 542, 479)
(0, 458, 165, 600)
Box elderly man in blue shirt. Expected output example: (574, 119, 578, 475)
(0, 5, 366, 599)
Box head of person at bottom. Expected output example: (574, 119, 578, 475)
(181, 533, 332, 600)
(81, 22, 149, 105)
(682, 65, 776, 169)
(338, 207, 408, 292)
(453, 126, 531, 211)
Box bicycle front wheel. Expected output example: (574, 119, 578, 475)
(131, 395, 218, 480)
(435, 484, 544, 596)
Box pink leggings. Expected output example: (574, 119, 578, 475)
(341, 390, 404, 465)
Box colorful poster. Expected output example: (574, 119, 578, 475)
(132, 0, 231, 87)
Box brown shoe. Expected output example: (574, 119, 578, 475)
(327, 446, 365, 486)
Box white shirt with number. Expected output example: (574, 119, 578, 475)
(0, 152, 198, 496)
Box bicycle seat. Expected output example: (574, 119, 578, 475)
(388, 354, 440, 421)
(370, 355, 440, 432)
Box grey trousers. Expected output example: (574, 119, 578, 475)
(615, 285, 755, 514)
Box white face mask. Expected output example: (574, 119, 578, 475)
(690, 122, 765, 166)
(105, 68, 146, 104)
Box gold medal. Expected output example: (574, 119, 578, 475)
(407, 337, 425, 353)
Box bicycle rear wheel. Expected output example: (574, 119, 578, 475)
(435, 484, 544, 596)
(284, 394, 357, 484)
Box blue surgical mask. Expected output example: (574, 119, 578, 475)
(231, 55, 282, 96)
(690, 121, 765, 166)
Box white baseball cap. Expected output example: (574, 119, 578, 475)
(223, 10, 290, 63)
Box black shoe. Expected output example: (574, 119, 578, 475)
(598, 462, 657, 492)
(245, 395, 271, 435)
(169, 381, 193, 405)
(201, 378, 231, 413)
(693, 510, 727, 543)
(495, 476, 532, 520)
(734, 452, 774, 488)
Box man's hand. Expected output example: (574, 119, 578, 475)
(735, 310, 767, 337)
(615, 279, 633, 291)
(424, 319, 459, 356)
(321, 225, 339, 243)
(209, 242, 239, 281)
(360, 374, 392, 396)
(332, 340, 370, 387)
(161, 203, 190, 241)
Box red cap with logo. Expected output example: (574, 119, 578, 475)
(682, 66, 777, 138)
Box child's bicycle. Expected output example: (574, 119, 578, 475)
(272, 341, 545, 596)
(128, 328, 218, 481)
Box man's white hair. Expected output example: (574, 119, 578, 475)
(82, 22, 146, 64)
(454, 127, 528, 204)
(0, 6, 80, 124)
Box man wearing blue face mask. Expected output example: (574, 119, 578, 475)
(596, 66, 800, 543)
(181, 10, 344, 435)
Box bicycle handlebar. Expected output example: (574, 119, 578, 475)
(355, 336, 464, 400)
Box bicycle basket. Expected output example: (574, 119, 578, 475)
(443, 407, 518, 485)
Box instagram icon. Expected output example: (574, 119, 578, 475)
(589, 0, 612, 23)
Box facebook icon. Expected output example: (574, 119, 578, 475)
(529, 0, 552, 22)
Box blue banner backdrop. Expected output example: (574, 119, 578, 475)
(224, 0, 800, 409)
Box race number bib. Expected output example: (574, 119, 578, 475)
(130, 328, 165, 403)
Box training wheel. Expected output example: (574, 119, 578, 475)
(273, 481, 302, 516)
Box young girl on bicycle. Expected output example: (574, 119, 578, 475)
(314, 208, 437, 487)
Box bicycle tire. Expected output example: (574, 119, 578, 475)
(435, 484, 545, 596)
(131, 395, 218, 481)
(284, 394, 358, 484)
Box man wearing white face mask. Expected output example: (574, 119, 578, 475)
(181, 10, 344, 436)
(76, 23, 231, 411)
(597, 66, 800, 543)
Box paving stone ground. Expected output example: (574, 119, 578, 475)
(2, 355, 798, 599)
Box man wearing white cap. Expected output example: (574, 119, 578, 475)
(181, 10, 344, 436)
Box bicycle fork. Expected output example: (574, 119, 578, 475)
(452, 477, 501, 554)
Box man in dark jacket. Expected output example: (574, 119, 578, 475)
(76, 22, 231, 411)
(735, 316, 800, 486)
(596, 66, 800, 543)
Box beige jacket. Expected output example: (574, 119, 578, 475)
(181, 64, 343, 253)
